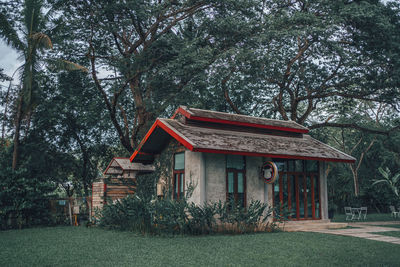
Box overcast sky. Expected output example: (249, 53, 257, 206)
(0, 41, 20, 77)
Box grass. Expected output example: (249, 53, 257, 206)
(375, 224, 400, 229)
(373, 231, 400, 238)
(331, 213, 400, 223)
(1, 226, 400, 266)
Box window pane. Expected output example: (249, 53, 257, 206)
(315, 175, 320, 218)
(174, 175, 178, 193)
(298, 175, 305, 218)
(295, 160, 304, 172)
(275, 161, 285, 172)
(227, 155, 245, 170)
(282, 174, 287, 207)
(274, 177, 280, 209)
(290, 175, 296, 218)
(174, 174, 178, 199)
(306, 161, 318, 172)
(228, 172, 234, 193)
(180, 174, 184, 194)
(174, 153, 185, 170)
(238, 193, 245, 207)
(238, 173, 244, 193)
(288, 161, 295, 171)
(307, 176, 312, 218)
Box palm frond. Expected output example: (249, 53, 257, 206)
(393, 173, 400, 185)
(31, 32, 53, 49)
(378, 167, 390, 179)
(47, 58, 88, 72)
(0, 12, 25, 52)
(371, 179, 386, 186)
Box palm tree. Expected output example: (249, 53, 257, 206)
(0, 0, 85, 169)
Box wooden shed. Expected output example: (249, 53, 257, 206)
(91, 157, 154, 217)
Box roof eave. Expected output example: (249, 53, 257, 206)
(130, 119, 195, 163)
(193, 148, 356, 163)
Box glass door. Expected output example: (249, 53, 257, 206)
(273, 172, 321, 220)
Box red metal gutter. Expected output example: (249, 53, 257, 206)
(192, 147, 355, 163)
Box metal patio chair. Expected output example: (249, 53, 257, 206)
(360, 207, 367, 220)
(389, 206, 399, 218)
(345, 207, 355, 221)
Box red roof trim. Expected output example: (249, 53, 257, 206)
(130, 119, 194, 162)
(157, 120, 194, 150)
(130, 120, 159, 162)
(192, 148, 355, 163)
(175, 107, 308, 134)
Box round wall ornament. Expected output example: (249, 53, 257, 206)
(260, 161, 278, 184)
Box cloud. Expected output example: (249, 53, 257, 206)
(0, 41, 22, 77)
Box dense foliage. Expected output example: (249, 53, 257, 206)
(0, 0, 400, 228)
(99, 194, 275, 235)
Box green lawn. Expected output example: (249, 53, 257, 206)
(1, 227, 400, 266)
(331, 213, 400, 222)
(375, 224, 400, 229)
(373, 231, 400, 238)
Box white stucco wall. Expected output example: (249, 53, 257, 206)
(245, 156, 265, 203)
(204, 153, 226, 203)
(184, 150, 202, 205)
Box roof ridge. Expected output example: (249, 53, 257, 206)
(163, 118, 300, 140)
(187, 107, 303, 126)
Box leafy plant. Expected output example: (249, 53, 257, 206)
(99, 194, 276, 235)
(372, 167, 400, 204)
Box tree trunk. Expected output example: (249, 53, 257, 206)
(12, 95, 23, 170)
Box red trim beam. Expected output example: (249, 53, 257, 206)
(130, 119, 195, 162)
(192, 148, 355, 163)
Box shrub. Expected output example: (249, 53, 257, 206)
(0, 167, 55, 230)
(99, 195, 277, 235)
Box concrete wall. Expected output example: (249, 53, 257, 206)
(204, 153, 226, 203)
(246, 156, 265, 203)
(184, 150, 202, 205)
(202, 154, 270, 207)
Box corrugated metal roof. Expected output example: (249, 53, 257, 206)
(176, 106, 309, 133)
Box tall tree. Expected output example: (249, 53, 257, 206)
(57, 0, 259, 153)
(212, 0, 400, 130)
(0, 0, 85, 169)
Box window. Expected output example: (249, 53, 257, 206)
(226, 155, 246, 207)
(173, 152, 185, 200)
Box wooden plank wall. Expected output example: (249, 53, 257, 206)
(105, 178, 136, 200)
(92, 181, 104, 218)
(91, 178, 137, 218)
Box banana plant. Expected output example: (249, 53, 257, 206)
(372, 167, 400, 198)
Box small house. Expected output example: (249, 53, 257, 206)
(130, 106, 355, 221)
(91, 157, 154, 217)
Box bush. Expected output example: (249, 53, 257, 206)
(99, 195, 276, 235)
(0, 167, 55, 229)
